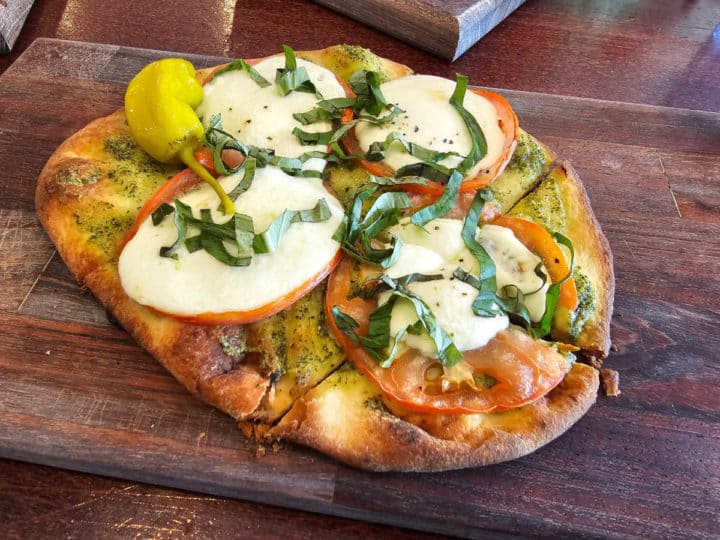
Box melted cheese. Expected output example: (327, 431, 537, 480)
(354, 74, 506, 178)
(378, 218, 549, 358)
(118, 166, 344, 316)
(197, 55, 346, 172)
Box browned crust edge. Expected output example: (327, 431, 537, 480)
(554, 161, 615, 358)
(270, 363, 599, 472)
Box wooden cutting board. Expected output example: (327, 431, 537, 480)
(314, 0, 525, 61)
(0, 0, 34, 53)
(1, 39, 718, 537)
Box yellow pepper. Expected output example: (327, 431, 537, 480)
(124, 58, 235, 214)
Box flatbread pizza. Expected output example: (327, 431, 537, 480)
(36, 45, 614, 471)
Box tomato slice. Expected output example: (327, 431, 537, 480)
(118, 167, 202, 251)
(341, 87, 518, 195)
(491, 215, 578, 311)
(326, 257, 572, 414)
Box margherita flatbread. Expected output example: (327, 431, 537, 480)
(36, 45, 614, 471)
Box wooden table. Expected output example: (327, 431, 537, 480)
(1, 1, 718, 537)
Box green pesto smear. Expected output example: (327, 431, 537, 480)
(72, 135, 179, 258)
(569, 267, 597, 340)
(57, 167, 101, 186)
(508, 172, 566, 233)
(490, 130, 552, 213)
(223, 286, 344, 383)
(326, 163, 372, 210)
(300, 45, 391, 83)
(73, 201, 135, 257)
(103, 135, 179, 201)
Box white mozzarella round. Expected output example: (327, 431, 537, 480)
(354, 74, 506, 178)
(378, 218, 550, 358)
(118, 166, 344, 316)
(197, 55, 346, 170)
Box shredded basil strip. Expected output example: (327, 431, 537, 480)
(528, 232, 576, 338)
(330, 306, 361, 343)
(459, 189, 505, 318)
(203, 115, 324, 178)
(370, 175, 428, 187)
(358, 105, 405, 126)
(449, 73, 487, 173)
(353, 272, 444, 300)
(159, 200, 193, 259)
(373, 276, 463, 367)
(156, 198, 331, 266)
(253, 198, 331, 253)
(410, 169, 463, 226)
(151, 203, 174, 226)
(292, 106, 402, 151)
(349, 69, 388, 116)
(394, 162, 452, 184)
(222, 157, 257, 208)
(207, 59, 271, 87)
(366, 131, 458, 166)
(275, 45, 321, 98)
(293, 97, 356, 124)
(333, 185, 412, 268)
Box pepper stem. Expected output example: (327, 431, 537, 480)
(179, 146, 236, 215)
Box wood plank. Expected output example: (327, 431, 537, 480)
(0, 459, 436, 540)
(0, 38, 719, 537)
(0, 0, 34, 53)
(314, 0, 526, 61)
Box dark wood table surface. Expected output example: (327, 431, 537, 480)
(1, 1, 719, 538)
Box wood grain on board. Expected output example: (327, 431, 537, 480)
(314, 0, 526, 61)
(0, 38, 718, 537)
(0, 0, 34, 53)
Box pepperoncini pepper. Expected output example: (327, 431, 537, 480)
(124, 58, 235, 214)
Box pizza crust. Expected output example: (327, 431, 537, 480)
(268, 362, 598, 472)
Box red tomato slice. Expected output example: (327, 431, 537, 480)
(491, 215, 578, 311)
(325, 257, 572, 414)
(341, 87, 518, 195)
(118, 167, 202, 251)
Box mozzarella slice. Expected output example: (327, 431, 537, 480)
(197, 55, 346, 171)
(476, 224, 549, 322)
(354, 74, 506, 178)
(378, 218, 549, 358)
(118, 166, 344, 316)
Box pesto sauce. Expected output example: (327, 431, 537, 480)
(569, 267, 597, 339)
(73, 202, 135, 257)
(326, 163, 372, 210)
(244, 285, 344, 382)
(74, 136, 180, 258)
(490, 131, 550, 213)
(504, 130, 546, 178)
(218, 328, 248, 359)
(302, 45, 389, 83)
(57, 167, 101, 186)
(508, 174, 566, 233)
(103, 135, 178, 203)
